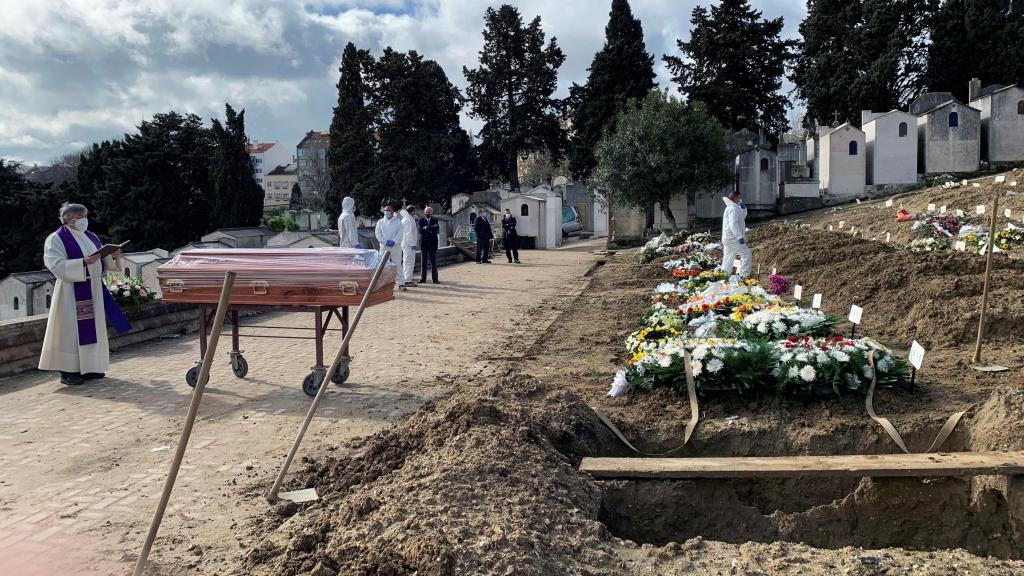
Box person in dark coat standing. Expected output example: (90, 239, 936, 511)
(501, 208, 520, 263)
(418, 206, 440, 283)
(473, 207, 494, 263)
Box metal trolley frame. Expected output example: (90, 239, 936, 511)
(184, 305, 351, 397)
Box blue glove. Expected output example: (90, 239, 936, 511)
(738, 238, 745, 245)
(355, 243, 362, 249)
(739, 202, 747, 209)
(386, 240, 395, 248)
(411, 245, 417, 250)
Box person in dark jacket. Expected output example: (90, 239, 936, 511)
(418, 206, 440, 283)
(473, 208, 494, 263)
(501, 208, 520, 263)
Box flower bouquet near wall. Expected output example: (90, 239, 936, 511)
(687, 231, 715, 245)
(908, 237, 951, 252)
(772, 336, 908, 396)
(622, 337, 775, 395)
(640, 234, 674, 262)
(640, 230, 719, 263)
(995, 225, 1024, 251)
(663, 252, 720, 274)
(104, 274, 157, 309)
(767, 274, 790, 295)
(910, 214, 962, 239)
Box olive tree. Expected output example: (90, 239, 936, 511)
(591, 90, 731, 232)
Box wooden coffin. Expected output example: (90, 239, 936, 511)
(156, 248, 397, 307)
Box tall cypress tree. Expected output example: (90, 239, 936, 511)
(793, 0, 935, 127)
(463, 4, 566, 191)
(664, 0, 796, 137)
(210, 104, 264, 229)
(365, 49, 476, 208)
(327, 42, 375, 216)
(568, 0, 655, 182)
(924, 0, 1024, 101)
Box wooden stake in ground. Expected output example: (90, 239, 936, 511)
(266, 251, 392, 502)
(972, 189, 1008, 372)
(133, 271, 236, 576)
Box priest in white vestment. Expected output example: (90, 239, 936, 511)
(39, 203, 130, 386)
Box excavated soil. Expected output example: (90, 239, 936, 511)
(749, 225, 1024, 349)
(795, 169, 1024, 253)
(233, 216, 1024, 575)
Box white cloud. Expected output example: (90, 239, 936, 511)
(0, 0, 807, 164)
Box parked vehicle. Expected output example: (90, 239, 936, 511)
(561, 206, 582, 237)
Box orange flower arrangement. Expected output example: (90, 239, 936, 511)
(671, 269, 701, 278)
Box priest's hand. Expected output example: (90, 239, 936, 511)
(84, 253, 101, 265)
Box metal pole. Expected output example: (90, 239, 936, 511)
(266, 252, 391, 502)
(973, 191, 999, 364)
(133, 272, 235, 576)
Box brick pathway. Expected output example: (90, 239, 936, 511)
(0, 243, 599, 575)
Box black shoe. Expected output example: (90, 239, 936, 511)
(432, 280, 440, 284)
(60, 372, 85, 386)
(482, 260, 492, 264)
(82, 373, 105, 380)
(507, 260, 513, 263)
(515, 260, 521, 264)
(420, 278, 427, 284)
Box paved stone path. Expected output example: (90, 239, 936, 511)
(0, 242, 599, 575)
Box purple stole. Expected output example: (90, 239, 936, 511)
(55, 226, 131, 346)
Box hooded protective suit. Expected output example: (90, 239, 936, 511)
(375, 212, 405, 285)
(720, 195, 752, 277)
(400, 209, 418, 284)
(338, 197, 359, 248)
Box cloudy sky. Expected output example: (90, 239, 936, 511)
(0, 0, 807, 166)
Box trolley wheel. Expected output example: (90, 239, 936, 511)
(332, 363, 350, 386)
(232, 355, 248, 378)
(185, 366, 199, 388)
(302, 372, 325, 397)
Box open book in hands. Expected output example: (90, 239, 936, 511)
(91, 240, 130, 259)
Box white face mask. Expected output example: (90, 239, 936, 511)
(385, 212, 394, 219)
(72, 218, 88, 232)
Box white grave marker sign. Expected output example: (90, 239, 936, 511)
(848, 305, 863, 325)
(908, 341, 925, 371)
(927, 203, 936, 211)
(976, 204, 986, 215)
(794, 285, 803, 300)
(812, 293, 822, 309)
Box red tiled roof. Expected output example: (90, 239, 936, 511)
(246, 142, 276, 154)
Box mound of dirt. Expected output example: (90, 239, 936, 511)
(237, 373, 623, 575)
(749, 225, 1024, 349)
(794, 169, 1024, 251)
(234, 369, 1024, 576)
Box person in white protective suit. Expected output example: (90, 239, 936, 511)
(338, 196, 360, 248)
(400, 205, 418, 287)
(720, 190, 752, 278)
(375, 202, 406, 290)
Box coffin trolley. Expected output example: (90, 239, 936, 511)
(156, 248, 397, 396)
